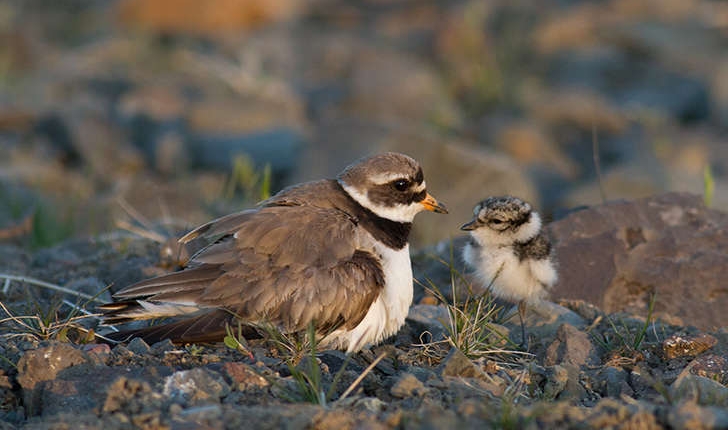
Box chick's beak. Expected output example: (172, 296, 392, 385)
(460, 219, 478, 231)
(420, 193, 448, 214)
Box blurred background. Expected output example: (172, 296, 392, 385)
(0, 0, 726, 248)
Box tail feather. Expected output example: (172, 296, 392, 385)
(102, 309, 261, 345)
(98, 299, 203, 324)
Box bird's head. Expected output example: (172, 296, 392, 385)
(460, 196, 541, 246)
(338, 152, 447, 223)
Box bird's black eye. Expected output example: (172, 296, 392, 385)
(393, 179, 409, 191)
(491, 219, 503, 224)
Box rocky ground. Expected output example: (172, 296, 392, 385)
(1, 0, 728, 428)
(0, 193, 726, 429)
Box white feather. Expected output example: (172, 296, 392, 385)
(323, 244, 413, 353)
(462, 212, 556, 305)
(339, 181, 424, 223)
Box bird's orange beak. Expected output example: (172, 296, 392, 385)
(420, 193, 448, 214)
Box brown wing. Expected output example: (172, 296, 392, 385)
(195, 205, 385, 333)
(102, 203, 385, 339)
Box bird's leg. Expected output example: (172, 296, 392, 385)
(518, 300, 529, 350)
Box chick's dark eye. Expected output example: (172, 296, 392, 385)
(490, 219, 503, 224)
(393, 179, 409, 191)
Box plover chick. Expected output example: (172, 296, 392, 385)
(100, 152, 447, 353)
(460, 196, 557, 347)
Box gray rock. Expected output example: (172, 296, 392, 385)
(542, 364, 569, 400)
(434, 348, 509, 399)
(126, 337, 151, 355)
(628, 363, 660, 401)
(163, 368, 230, 406)
(558, 364, 589, 402)
(439, 376, 506, 402)
(174, 404, 223, 423)
(101, 375, 164, 416)
(667, 401, 728, 430)
(599, 366, 634, 399)
(523, 302, 588, 345)
(334, 396, 386, 413)
(406, 304, 449, 343)
(151, 339, 177, 354)
(581, 398, 660, 429)
(26, 235, 162, 298)
(559, 299, 605, 323)
(82, 343, 111, 365)
(111, 344, 134, 359)
(16, 343, 88, 415)
(438, 348, 486, 380)
(549, 193, 728, 331)
(32, 365, 173, 418)
(216, 362, 269, 391)
(544, 323, 600, 368)
(390, 373, 427, 398)
(319, 350, 363, 374)
(670, 374, 728, 407)
(401, 365, 437, 385)
(681, 354, 728, 386)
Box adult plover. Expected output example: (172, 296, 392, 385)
(460, 196, 557, 346)
(100, 152, 447, 353)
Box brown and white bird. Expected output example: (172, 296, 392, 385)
(100, 152, 447, 353)
(460, 196, 557, 347)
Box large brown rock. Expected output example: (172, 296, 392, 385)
(549, 192, 728, 331)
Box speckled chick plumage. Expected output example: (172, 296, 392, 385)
(460, 196, 557, 305)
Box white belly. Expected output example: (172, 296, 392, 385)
(464, 243, 555, 305)
(323, 244, 413, 353)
